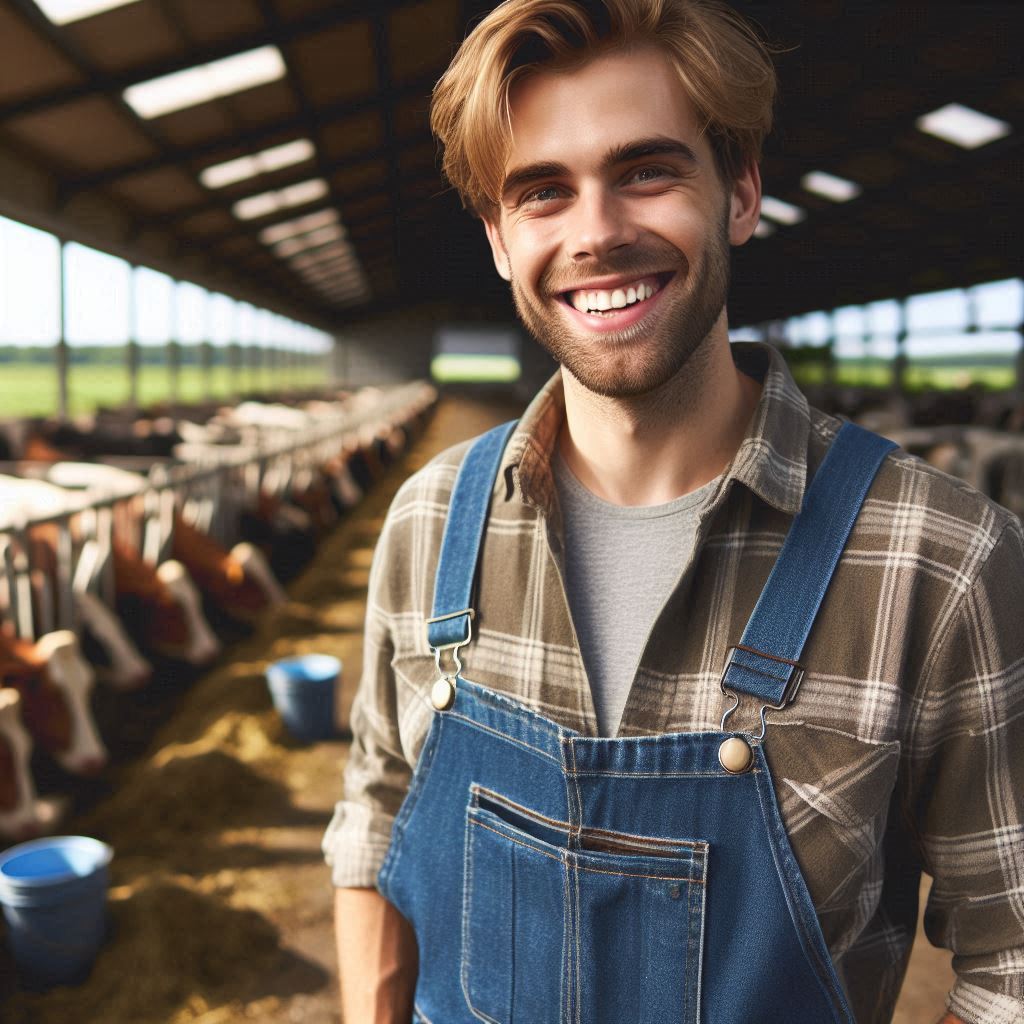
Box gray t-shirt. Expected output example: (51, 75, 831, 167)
(553, 450, 719, 736)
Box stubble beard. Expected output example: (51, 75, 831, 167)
(509, 211, 732, 400)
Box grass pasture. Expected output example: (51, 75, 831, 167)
(791, 359, 1016, 392)
(0, 362, 330, 417)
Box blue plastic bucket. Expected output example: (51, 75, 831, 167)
(266, 654, 340, 742)
(0, 835, 113, 989)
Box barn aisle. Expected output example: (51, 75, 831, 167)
(1, 393, 953, 1023)
(1, 395, 513, 1024)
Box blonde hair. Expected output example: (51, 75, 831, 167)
(431, 0, 777, 215)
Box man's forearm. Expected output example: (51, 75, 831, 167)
(335, 886, 418, 1024)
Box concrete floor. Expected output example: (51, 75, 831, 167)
(2, 395, 954, 1022)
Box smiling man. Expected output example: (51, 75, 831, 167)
(323, 3, 1024, 1023)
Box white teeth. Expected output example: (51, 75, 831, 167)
(568, 278, 660, 314)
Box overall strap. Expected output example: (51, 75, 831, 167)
(722, 421, 897, 708)
(427, 420, 518, 651)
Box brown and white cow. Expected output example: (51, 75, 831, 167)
(0, 473, 220, 669)
(0, 474, 153, 688)
(44, 462, 286, 625)
(0, 689, 65, 841)
(0, 629, 107, 776)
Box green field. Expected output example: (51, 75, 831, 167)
(0, 362, 331, 416)
(791, 359, 1016, 392)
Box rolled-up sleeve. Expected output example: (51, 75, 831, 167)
(910, 519, 1024, 1023)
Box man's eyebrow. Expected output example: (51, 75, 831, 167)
(602, 136, 699, 168)
(500, 137, 699, 201)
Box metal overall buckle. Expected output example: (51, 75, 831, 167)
(719, 644, 805, 743)
(425, 607, 474, 711)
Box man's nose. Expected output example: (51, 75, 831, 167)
(566, 186, 636, 262)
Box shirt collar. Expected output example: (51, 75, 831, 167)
(501, 342, 812, 518)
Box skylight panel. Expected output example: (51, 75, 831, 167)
(280, 179, 328, 207)
(916, 103, 1011, 149)
(33, 0, 140, 24)
(288, 243, 355, 270)
(273, 223, 346, 258)
(259, 209, 338, 246)
(801, 171, 862, 203)
(124, 46, 286, 120)
(760, 196, 806, 226)
(232, 178, 328, 221)
(200, 139, 316, 190)
(201, 156, 258, 190)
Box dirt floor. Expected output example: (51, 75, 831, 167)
(0, 395, 953, 1023)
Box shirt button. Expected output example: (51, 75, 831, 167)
(431, 678, 456, 711)
(719, 736, 753, 774)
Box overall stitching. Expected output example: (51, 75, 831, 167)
(461, 795, 501, 1024)
(686, 845, 710, 1023)
(560, 848, 570, 1024)
(472, 784, 707, 856)
(469, 818, 705, 883)
(448, 710, 561, 764)
(573, 857, 581, 1024)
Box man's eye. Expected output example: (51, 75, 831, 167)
(522, 185, 561, 205)
(628, 166, 667, 185)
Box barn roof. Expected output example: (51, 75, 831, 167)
(0, 0, 1019, 330)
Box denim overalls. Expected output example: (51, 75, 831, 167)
(378, 420, 895, 1023)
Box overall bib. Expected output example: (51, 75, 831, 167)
(378, 420, 896, 1024)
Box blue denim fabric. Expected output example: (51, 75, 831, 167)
(380, 421, 894, 1022)
(379, 680, 853, 1022)
(722, 422, 896, 705)
(428, 421, 518, 651)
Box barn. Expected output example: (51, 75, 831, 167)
(0, 2, 1021, 1021)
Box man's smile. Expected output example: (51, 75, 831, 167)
(554, 271, 676, 332)
(560, 272, 672, 314)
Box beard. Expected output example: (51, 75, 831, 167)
(509, 208, 731, 399)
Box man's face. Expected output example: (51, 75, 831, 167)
(483, 46, 760, 398)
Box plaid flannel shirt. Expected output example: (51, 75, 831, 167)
(324, 342, 1024, 1024)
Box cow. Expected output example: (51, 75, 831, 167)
(112, 543, 221, 664)
(0, 474, 153, 688)
(0, 473, 219, 669)
(0, 629, 107, 776)
(44, 462, 287, 625)
(0, 689, 45, 840)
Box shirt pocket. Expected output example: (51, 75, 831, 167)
(461, 785, 707, 1024)
(769, 724, 901, 946)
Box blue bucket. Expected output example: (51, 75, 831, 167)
(266, 654, 340, 743)
(0, 835, 113, 990)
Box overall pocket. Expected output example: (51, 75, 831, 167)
(462, 786, 708, 1024)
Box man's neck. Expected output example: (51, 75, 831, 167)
(557, 329, 761, 507)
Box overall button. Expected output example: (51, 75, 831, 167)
(431, 678, 456, 710)
(719, 736, 753, 774)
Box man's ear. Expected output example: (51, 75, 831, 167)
(728, 159, 762, 247)
(482, 215, 512, 282)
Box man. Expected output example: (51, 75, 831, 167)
(323, 2, 1024, 1022)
